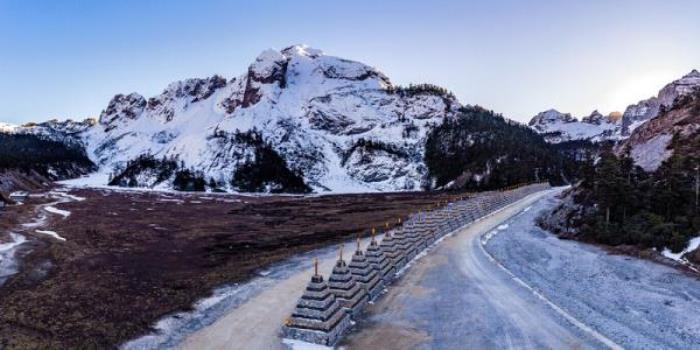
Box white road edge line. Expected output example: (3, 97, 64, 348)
(477, 190, 624, 350)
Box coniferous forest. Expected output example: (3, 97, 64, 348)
(425, 106, 582, 190)
(574, 147, 700, 252)
(0, 133, 95, 178)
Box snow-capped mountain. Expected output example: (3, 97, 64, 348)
(530, 70, 700, 144)
(618, 83, 700, 171)
(71, 45, 460, 192)
(528, 109, 621, 143)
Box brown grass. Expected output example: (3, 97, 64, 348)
(0, 188, 466, 349)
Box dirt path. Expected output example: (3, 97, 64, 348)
(178, 237, 375, 350)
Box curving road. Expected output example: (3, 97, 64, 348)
(343, 188, 616, 349)
(143, 188, 700, 349)
(344, 189, 700, 350)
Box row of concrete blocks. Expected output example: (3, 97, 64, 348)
(281, 183, 550, 346)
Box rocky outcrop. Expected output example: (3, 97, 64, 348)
(621, 69, 700, 135)
(100, 93, 147, 128)
(618, 86, 700, 171)
(530, 70, 700, 144)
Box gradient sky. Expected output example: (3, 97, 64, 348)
(1, 0, 699, 124)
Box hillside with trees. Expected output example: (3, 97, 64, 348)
(424, 106, 582, 190)
(542, 89, 700, 257)
(0, 133, 95, 185)
(560, 148, 699, 253)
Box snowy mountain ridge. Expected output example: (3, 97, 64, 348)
(22, 45, 461, 193)
(529, 70, 700, 144)
(527, 109, 621, 143)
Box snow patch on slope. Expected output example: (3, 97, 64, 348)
(629, 133, 673, 172)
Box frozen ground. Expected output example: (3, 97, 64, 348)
(0, 189, 78, 287)
(0, 233, 26, 286)
(486, 192, 700, 349)
(346, 189, 700, 349)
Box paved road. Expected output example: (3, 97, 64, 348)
(177, 189, 578, 350)
(343, 189, 616, 350)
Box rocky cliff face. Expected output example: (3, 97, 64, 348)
(621, 70, 700, 135)
(530, 70, 700, 146)
(618, 86, 700, 171)
(69, 45, 460, 192)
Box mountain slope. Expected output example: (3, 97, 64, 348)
(425, 106, 578, 190)
(0, 133, 95, 191)
(79, 45, 460, 192)
(529, 70, 700, 144)
(540, 86, 700, 263)
(618, 85, 700, 171)
(621, 69, 700, 135)
(528, 109, 621, 144)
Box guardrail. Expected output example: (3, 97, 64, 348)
(281, 183, 551, 346)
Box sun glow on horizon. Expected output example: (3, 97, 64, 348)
(605, 70, 681, 114)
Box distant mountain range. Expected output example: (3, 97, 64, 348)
(528, 70, 700, 146)
(1, 46, 697, 192)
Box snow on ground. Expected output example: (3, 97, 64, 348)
(0, 233, 26, 286)
(44, 206, 71, 218)
(485, 192, 700, 349)
(662, 236, 700, 263)
(51, 191, 86, 202)
(35, 230, 66, 241)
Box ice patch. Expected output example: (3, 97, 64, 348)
(35, 230, 66, 241)
(497, 224, 509, 230)
(45, 206, 71, 218)
(0, 233, 27, 286)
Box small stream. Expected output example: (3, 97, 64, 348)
(0, 189, 80, 287)
(0, 233, 27, 286)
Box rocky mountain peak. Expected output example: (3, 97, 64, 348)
(69, 45, 462, 192)
(529, 108, 621, 144)
(581, 110, 603, 124)
(528, 109, 576, 128)
(622, 69, 700, 135)
(99, 93, 146, 127)
(281, 44, 324, 59)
